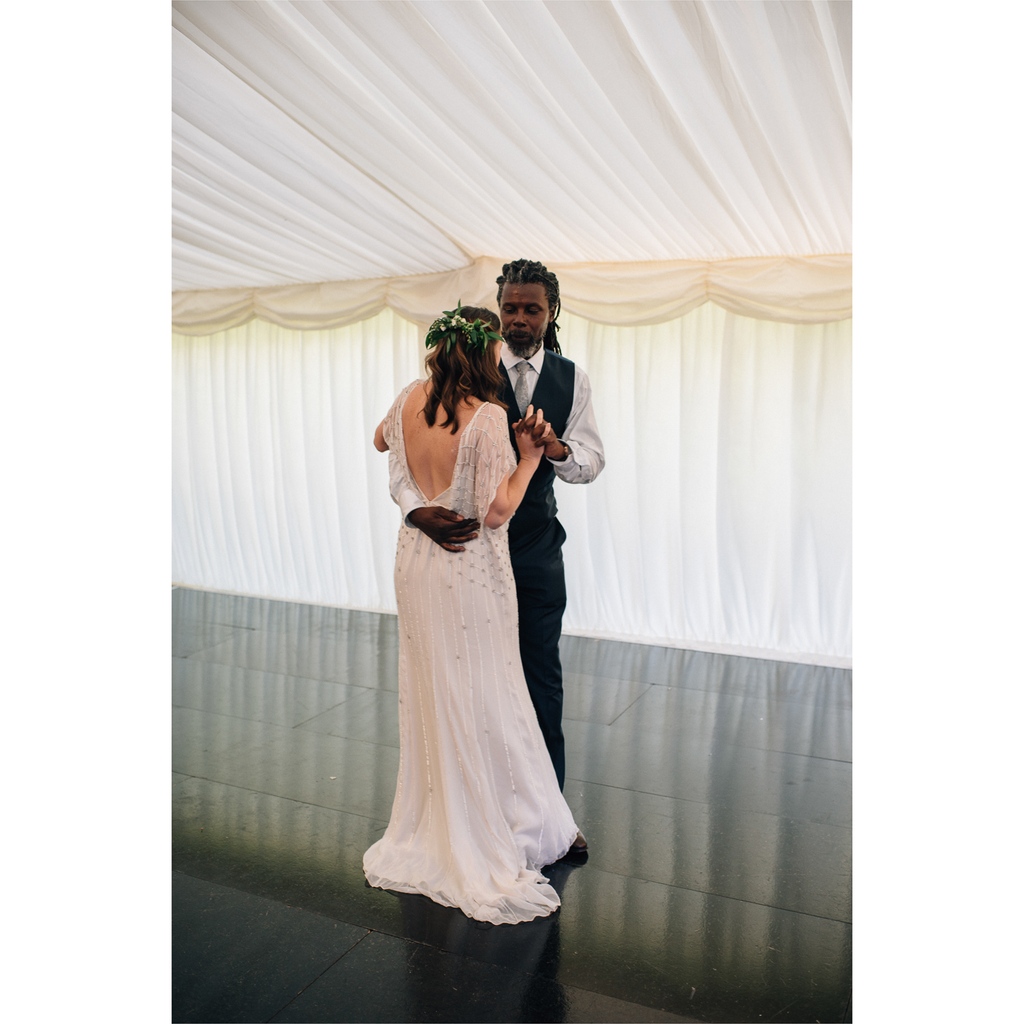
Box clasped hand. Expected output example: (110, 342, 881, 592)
(513, 405, 556, 461)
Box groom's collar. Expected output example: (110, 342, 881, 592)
(501, 346, 545, 374)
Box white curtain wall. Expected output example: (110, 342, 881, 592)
(173, 307, 851, 667)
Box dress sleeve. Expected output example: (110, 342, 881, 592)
(383, 381, 417, 452)
(450, 404, 515, 522)
(383, 381, 423, 513)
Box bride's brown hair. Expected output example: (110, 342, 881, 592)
(423, 305, 507, 433)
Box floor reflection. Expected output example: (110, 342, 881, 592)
(394, 881, 566, 1023)
(172, 587, 851, 1023)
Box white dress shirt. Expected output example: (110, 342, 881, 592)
(500, 346, 604, 485)
(389, 347, 605, 521)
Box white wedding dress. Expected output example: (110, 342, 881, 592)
(363, 382, 580, 925)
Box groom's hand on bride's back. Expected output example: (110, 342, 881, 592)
(408, 507, 481, 552)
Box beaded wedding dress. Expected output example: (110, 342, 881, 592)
(363, 382, 580, 925)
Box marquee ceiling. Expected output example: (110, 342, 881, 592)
(172, 1, 851, 296)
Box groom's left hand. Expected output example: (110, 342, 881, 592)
(515, 408, 567, 461)
(527, 418, 568, 461)
(514, 408, 553, 449)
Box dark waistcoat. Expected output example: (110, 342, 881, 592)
(500, 352, 575, 548)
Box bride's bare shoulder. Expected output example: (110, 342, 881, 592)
(401, 380, 428, 413)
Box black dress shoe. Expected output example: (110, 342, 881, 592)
(561, 831, 588, 862)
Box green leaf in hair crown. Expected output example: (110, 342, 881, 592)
(424, 301, 502, 354)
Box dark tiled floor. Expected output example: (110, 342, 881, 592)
(172, 587, 852, 1023)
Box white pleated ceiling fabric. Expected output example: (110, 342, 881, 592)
(171, 0, 851, 295)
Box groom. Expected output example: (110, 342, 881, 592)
(402, 259, 605, 789)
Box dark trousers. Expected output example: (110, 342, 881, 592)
(510, 519, 568, 789)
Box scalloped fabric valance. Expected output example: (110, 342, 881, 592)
(172, 254, 851, 335)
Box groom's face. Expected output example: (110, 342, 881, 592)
(500, 283, 550, 358)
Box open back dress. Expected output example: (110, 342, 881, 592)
(363, 381, 580, 925)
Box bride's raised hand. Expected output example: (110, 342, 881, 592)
(513, 405, 548, 461)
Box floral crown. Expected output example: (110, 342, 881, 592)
(424, 301, 501, 354)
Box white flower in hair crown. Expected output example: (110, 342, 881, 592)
(425, 301, 501, 354)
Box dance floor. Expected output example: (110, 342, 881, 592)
(172, 587, 852, 1023)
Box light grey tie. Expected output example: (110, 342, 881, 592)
(513, 360, 531, 416)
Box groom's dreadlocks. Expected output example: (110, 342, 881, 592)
(496, 259, 562, 354)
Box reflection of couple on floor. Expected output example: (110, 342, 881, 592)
(364, 260, 605, 925)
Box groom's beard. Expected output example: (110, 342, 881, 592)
(503, 333, 543, 359)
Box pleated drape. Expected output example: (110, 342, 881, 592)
(172, 306, 850, 665)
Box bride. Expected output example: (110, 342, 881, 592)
(364, 303, 585, 926)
